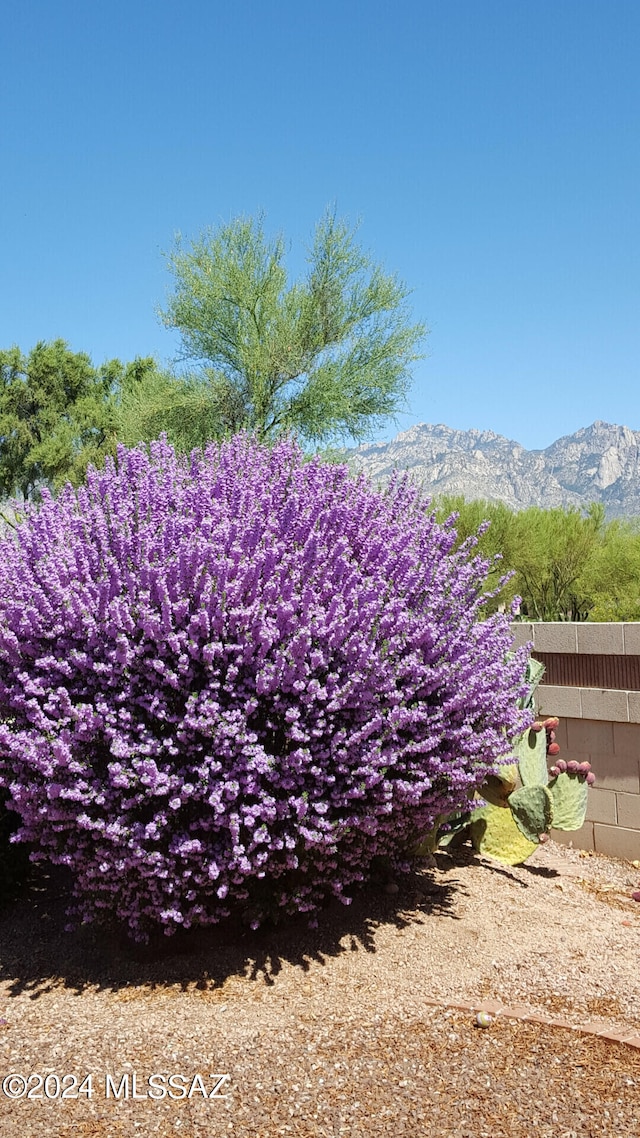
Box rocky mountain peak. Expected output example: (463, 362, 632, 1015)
(344, 421, 640, 518)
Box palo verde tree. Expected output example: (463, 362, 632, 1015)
(151, 210, 426, 450)
(432, 496, 614, 621)
(114, 364, 231, 455)
(510, 503, 606, 621)
(576, 516, 640, 621)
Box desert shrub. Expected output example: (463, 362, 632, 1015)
(0, 435, 530, 939)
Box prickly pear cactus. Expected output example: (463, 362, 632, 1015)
(412, 654, 596, 867)
(469, 802, 538, 865)
(514, 725, 548, 787)
(467, 714, 594, 865)
(521, 657, 545, 711)
(547, 769, 589, 831)
(508, 784, 554, 843)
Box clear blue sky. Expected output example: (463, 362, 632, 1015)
(2, 0, 638, 450)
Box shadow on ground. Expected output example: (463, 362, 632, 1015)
(0, 853, 480, 1000)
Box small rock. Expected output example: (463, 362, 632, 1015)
(631, 891, 640, 903)
(384, 882, 399, 896)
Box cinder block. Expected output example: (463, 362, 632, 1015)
(566, 718, 614, 755)
(580, 689, 629, 722)
(550, 821, 595, 851)
(616, 793, 640, 830)
(593, 824, 640, 862)
(585, 788, 618, 825)
(532, 624, 578, 653)
(591, 753, 640, 794)
(623, 624, 640, 655)
(536, 686, 582, 719)
(627, 693, 640, 723)
(576, 623, 625, 654)
(613, 722, 640, 759)
(510, 622, 534, 650)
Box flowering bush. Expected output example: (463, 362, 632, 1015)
(0, 435, 530, 939)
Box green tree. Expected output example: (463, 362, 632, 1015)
(577, 518, 640, 620)
(431, 496, 622, 621)
(510, 504, 605, 621)
(0, 340, 154, 501)
(114, 363, 236, 454)
(433, 495, 521, 614)
(157, 210, 426, 449)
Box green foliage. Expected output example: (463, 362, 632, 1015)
(520, 658, 545, 710)
(0, 340, 115, 499)
(0, 340, 156, 502)
(158, 209, 426, 450)
(432, 495, 640, 622)
(415, 655, 593, 865)
(468, 799, 539, 864)
(510, 503, 605, 621)
(577, 518, 640, 620)
(112, 358, 228, 453)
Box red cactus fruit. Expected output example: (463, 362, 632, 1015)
(586, 772, 596, 786)
(547, 742, 561, 757)
(577, 761, 591, 774)
(530, 722, 544, 732)
(566, 760, 579, 773)
(548, 766, 560, 778)
(543, 717, 559, 730)
(547, 729, 556, 743)
(555, 758, 567, 773)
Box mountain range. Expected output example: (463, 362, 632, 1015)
(344, 421, 640, 518)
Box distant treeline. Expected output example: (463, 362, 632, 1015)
(432, 496, 640, 622)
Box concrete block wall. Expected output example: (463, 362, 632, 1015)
(511, 623, 640, 862)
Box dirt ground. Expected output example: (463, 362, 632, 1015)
(0, 840, 639, 1136)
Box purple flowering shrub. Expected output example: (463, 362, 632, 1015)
(0, 435, 530, 939)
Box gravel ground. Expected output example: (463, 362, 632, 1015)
(1, 840, 639, 1137)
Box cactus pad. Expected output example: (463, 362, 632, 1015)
(521, 657, 546, 709)
(513, 726, 549, 787)
(469, 802, 538, 866)
(548, 771, 589, 831)
(481, 766, 519, 807)
(508, 785, 554, 844)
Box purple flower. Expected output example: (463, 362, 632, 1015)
(0, 434, 530, 940)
